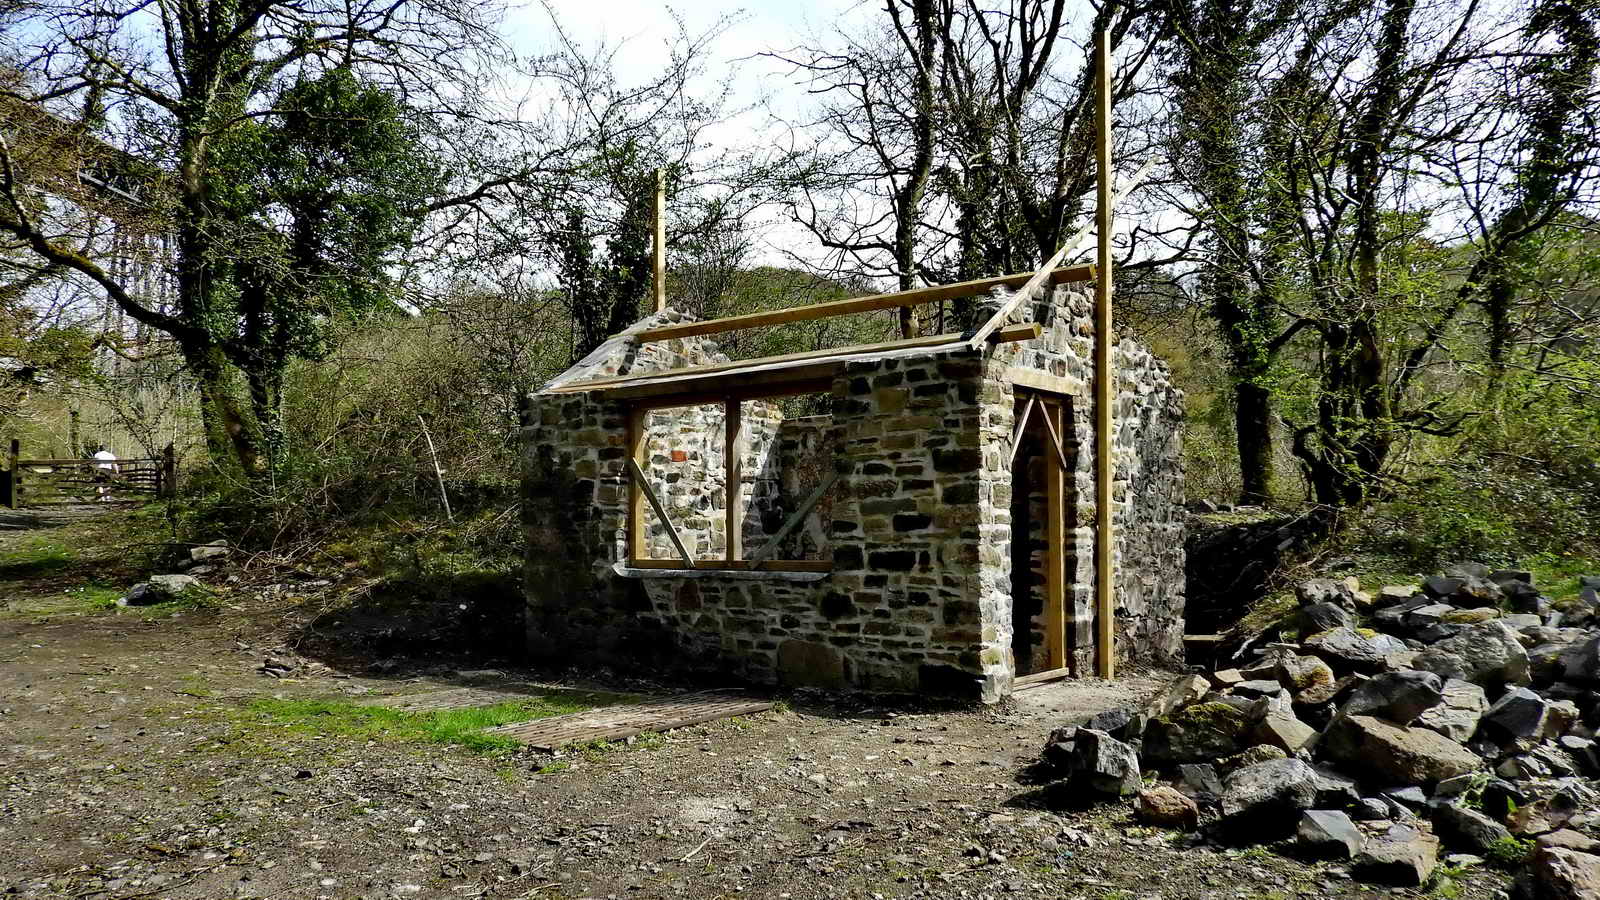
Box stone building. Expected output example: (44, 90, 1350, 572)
(521, 267, 1185, 701)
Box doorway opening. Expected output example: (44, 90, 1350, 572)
(1010, 390, 1078, 681)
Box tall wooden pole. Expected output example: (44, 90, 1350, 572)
(6, 439, 19, 510)
(1094, 27, 1116, 680)
(653, 168, 667, 313)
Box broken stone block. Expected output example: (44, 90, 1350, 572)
(1219, 758, 1319, 839)
(1309, 765, 1361, 809)
(1322, 715, 1483, 786)
(1069, 728, 1140, 798)
(1177, 763, 1224, 804)
(1531, 846, 1600, 900)
(1413, 621, 1532, 689)
(1482, 687, 1549, 742)
(1415, 679, 1488, 743)
(1375, 585, 1421, 608)
(1146, 674, 1211, 718)
(1251, 712, 1318, 754)
(1141, 702, 1251, 765)
(1304, 627, 1396, 674)
(1431, 802, 1512, 854)
(1136, 785, 1198, 829)
(1354, 823, 1440, 886)
(1298, 809, 1363, 859)
(1300, 601, 1355, 637)
(1276, 654, 1335, 694)
(1352, 797, 1393, 821)
(1341, 670, 1445, 725)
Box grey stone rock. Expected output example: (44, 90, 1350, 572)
(1454, 576, 1505, 605)
(1297, 578, 1359, 610)
(1041, 725, 1078, 771)
(1416, 678, 1488, 743)
(1300, 602, 1355, 637)
(1480, 780, 1526, 820)
(1304, 627, 1393, 674)
(1251, 711, 1318, 753)
(1580, 575, 1600, 590)
(1408, 603, 1458, 629)
(1142, 702, 1252, 765)
(1177, 763, 1224, 803)
(1342, 670, 1445, 725)
(1354, 823, 1440, 886)
(1503, 613, 1543, 631)
(1322, 715, 1483, 786)
(1146, 674, 1211, 718)
(1559, 735, 1598, 775)
(1299, 810, 1363, 859)
(1445, 562, 1490, 580)
(1352, 797, 1393, 820)
(1374, 585, 1422, 608)
(1234, 679, 1286, 697)
(1432, 802, 1512, 853)
(1562, 635, 1600, 685)
(1381, 786, 1427, 809)
(120, 574, 201, 606)
(1309, 765, 1361, 808)
(1415, 623, 1464, 644)
(1219, 758, 1319, 838)
(1413, 621, 1532, 689)
(190, 543, 230, 564)
(1425, 575, 1466, 598)
(1491, 570, 1534, 587)
(1483, 687, 1549, 742)
(1070, 728, 1141, 797)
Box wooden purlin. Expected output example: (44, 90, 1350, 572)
(546, 323, 1043, 401)
(636, 265, 1094, 344)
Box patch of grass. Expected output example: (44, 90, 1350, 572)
(243, 692, 604, 755)
(1485, 835, 1534, 869)
(0, 535, 76, 576)
(533, 760, 570, 775)
(1525, 553, 1600, 604)
(1427, 864, 1467, 899)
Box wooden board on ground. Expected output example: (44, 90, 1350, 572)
(488, 692, 773, 750)
(383, 684, 567, 712)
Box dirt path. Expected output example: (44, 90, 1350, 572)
(0, 514, 1511, 900)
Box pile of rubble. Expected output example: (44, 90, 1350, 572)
(117, 540, 231, 606)
(1039, 564, 1600, 897)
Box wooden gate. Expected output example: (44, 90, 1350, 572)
(3, 440, 176, 508)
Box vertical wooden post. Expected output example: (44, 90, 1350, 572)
(69, 410, 80, 458)
(6, 439, 17, 509)
(627, 405, 647, 562)
(1094, 27, 1117, 680)
(1044, 399, 1067, 672)
(653, 168, 667, 314)
(724, 399, 742, 561)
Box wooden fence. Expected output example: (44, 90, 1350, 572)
(2, 440, 176, 508)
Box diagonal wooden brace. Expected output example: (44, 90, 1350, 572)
(747, 470, 840, 565)
(628, 457, 695, 567)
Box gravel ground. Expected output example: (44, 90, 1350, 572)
(0, 518, 1514, 900)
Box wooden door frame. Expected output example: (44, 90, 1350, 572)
(1010, 382, 1077, 687)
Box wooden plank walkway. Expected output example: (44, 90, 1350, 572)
(488, 692, 773, 751)
(384, 684, 563, 712)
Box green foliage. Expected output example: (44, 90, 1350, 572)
(1485, 836, 1534, 869)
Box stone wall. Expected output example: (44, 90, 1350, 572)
(522, 285, 1184, 700)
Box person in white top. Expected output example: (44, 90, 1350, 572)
(91, 446, 118, 501)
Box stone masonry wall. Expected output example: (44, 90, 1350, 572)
(979, 284, 1187, 674)
(523, 288, 1184, 699)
